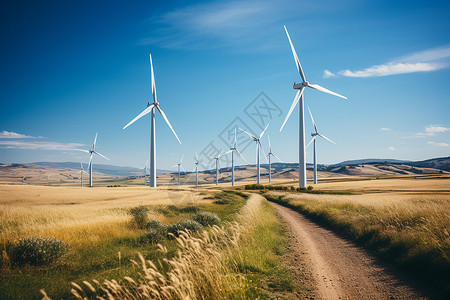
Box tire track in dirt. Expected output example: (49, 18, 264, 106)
(270, 201, 426, 299)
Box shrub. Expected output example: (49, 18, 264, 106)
(10, 236, 69, 266)
(244, 184, 264, 190)
(179, 205, 201, 213)
(307, 185, 313, 190)
(193, 211, 221, 227)
(146, 219, 167, 231)
(168, 220, 203, 237)
(130, 205, 149, 229)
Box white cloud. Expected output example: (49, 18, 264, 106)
(339, 62, 443, 78)
(388, 146, 396, 151)
(380, 128, 391, 131)
(427, 141, 449, 147)
(0, 140, 85, 151)
(418, 124, 450, 136)
(0, 131, 35, 139)
(327, 45, 450, 78)
(323, 70, 336, 78)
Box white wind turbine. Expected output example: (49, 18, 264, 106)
(172, 155, 185, 187)
(306, 107, 335, 184)
(193, 152, 204, 187)
(212, 151, 224, 186)
(144, 160, 149, 186)
(46, 175, 50, 186)
(267, 135, 281, 183)
(78, 163, 88, 187)
(77, 133, 109, 187)
(123, 54, 181, 188)
(240, 124, 269, 184)
(280, 26, 347, 187)
(224, 127, 246, 186)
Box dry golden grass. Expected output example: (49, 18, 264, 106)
(0, 185, 205, 248)
(44, 194, 267, 299)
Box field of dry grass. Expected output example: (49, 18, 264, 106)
(262, 176, 450, 296)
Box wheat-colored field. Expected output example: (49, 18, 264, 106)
(0, 185, 207, 248)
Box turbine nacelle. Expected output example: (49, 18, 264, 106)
(293, 81, 309, 89)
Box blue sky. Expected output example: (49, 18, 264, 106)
(1, 0, 449, 169)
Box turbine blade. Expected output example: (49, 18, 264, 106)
(195, 152, 198, 162)
(318, 133, 336, 144)
(181, 165, 186, 174)
(217, 150, 224, 158)
(93, 132, 98, 150)
(172, 164, 178, 168)
(307, 83, 347, 99)
(235, 149, 246, 161)
(156, 106, 181, 144)
(307, 107, 318, 133)
(224, 150, 233, 155)
(280, 87, 304, 132)
(268, 135, 272, 152)
(94, 151, 109, 160)
(272, 152, 282, 162)
(284, 25, 306, 83)
(258, 140, 267, 163)
(259, 124, 269, 139)
(123, 104, 155, 130)
(180, 154, 184, 164)
(149, 54, 157, 103)
(239, 128, 257, 140)
(234, 127, 237, 148)
(306, 136, 317, 149)
(75, 149, 89, 154)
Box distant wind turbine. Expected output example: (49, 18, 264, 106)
(77, 133, 109, 187)
(306, 107, 335, 184)
(267, 135, 281, 183)
(22, 176, 25, 185)
(280, 26, 347, 187)
(212, 151, 224, 186)
(193, 152, 203, 187)
(123, 54, 181, 188)
(144, 160, 149, 186)
(224, 127, 246, 186)
(172, 155, 185, 187)
(78, 163, 88, 187)
(46, 175, 50, 187)
(240, 124, 269, 184)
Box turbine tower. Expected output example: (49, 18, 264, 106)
(267, 135, 281, 183)
(212, 151, 224, 186)
(78, 163, 88, 187)
(173, 155, 185, 187)
(240, 124, 269, 184)
(123, 54, 181, 188)
(306, 107, 335, 184)
(77, 133, 109, 187)
(224, 127, 246, 186)
(280, 26, 347, 187)
(46, 176, 50, 186)
(193, 152, 202, 187)
(144, 160, 149, 186)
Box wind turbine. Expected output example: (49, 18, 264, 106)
(123, 54, 181, 188)
(78, 163, 88, 187)
(306, 107, 335, 184)
(280, 26, 347, 187)
(172, 155, 185, 187)
(267, 135, 281, 183)
(224, 127, 246, 186)
(77, 133, 109, 187)
(46, 176, 50, 186)
(144, 160, 149, 186)
(22, 176, 25, 185)
(239, 124, 269, 184)
(193, 152, 203, 187)
(212, 151, 224, 186)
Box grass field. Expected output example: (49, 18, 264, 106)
(0, 185, 295, 299)
(260, 176, 450, 297)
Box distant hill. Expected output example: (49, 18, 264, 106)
(334, 158, 411, 166)
(410, 156, 450, 172)
(31, 162, 170, 177)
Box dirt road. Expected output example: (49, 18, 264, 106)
(270, 202, 426, 299)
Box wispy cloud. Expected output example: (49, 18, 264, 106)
(0, 131, 36, 139)
(427, 141, 449, 147)
(380, 128, 391, 132)
(323, 70, 336, 78)
(327, 46, 450, 78)
(388, 146, 396, 151)
(418, 124, 450, 136)
(0, 140, 85, 151)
